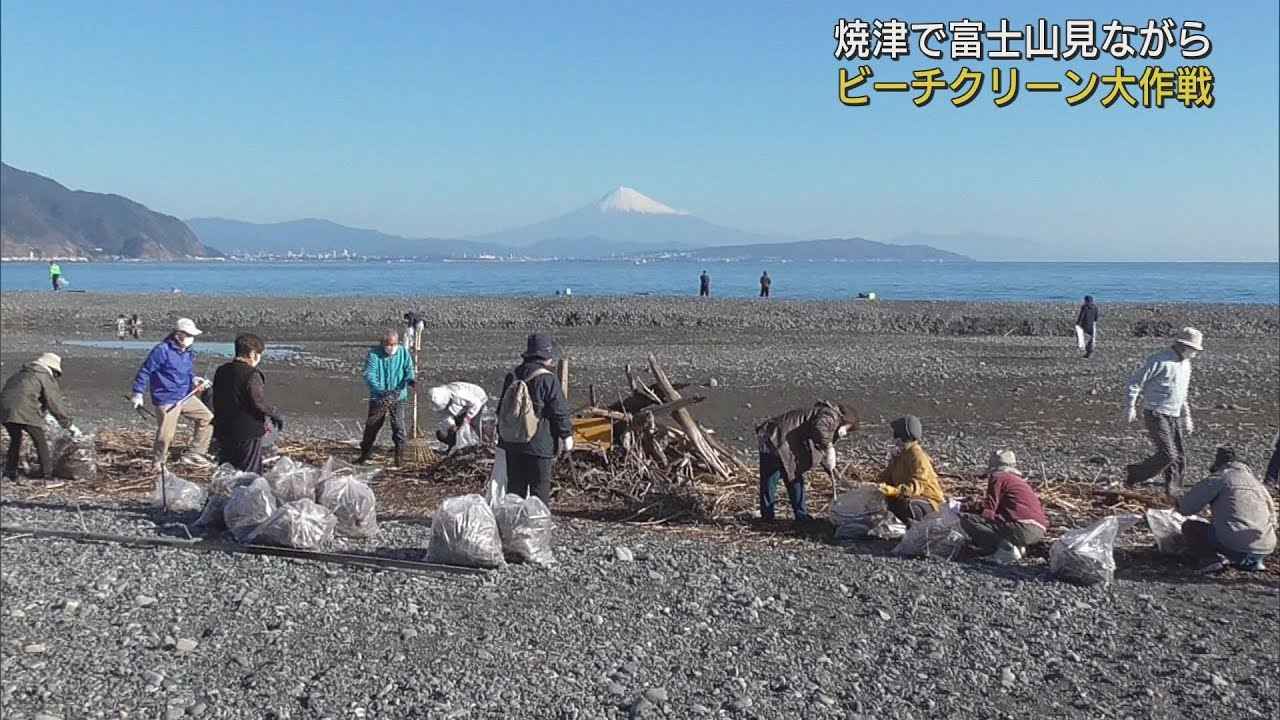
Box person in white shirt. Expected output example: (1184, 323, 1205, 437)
(428, 381, 488, 451)
(1123, 327, 1202, 495)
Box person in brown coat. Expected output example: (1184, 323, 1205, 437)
(755, 401, 859, 521)
(0, 353, 77, 481)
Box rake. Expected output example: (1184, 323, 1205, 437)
(403, 346, 437, 467)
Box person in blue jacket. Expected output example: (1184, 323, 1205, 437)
(356, 328, 416, 466)
(130, 318, 214, 469)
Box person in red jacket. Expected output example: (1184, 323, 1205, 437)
(960, 450, 1049, 563)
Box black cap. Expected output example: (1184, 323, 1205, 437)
(523, 333, 555, 360)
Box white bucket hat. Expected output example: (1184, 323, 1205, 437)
(33, 353, 63, 375)
(1173, 327, 1203, 352)
(428, 386, 451, 411)
(174, 318, 203, 336)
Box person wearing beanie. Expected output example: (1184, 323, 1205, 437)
(0, 353, 78, 481)
(755, 401, 859, 523)
(1075, 295, 1100, 358)
(959, 450, 1049, 563)
(496, 333, 572, 506)
(876, 415, 945, 525)
(428, 381, 489, 452)
(1179, 447, 1277, 574)
(1123, 327, 1203, 495)
(356, 328, 417, 466)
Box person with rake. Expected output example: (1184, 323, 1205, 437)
(356, 329, 416, 467)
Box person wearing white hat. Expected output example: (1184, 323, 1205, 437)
(1123, 327, 1203, 495)
(130, 318, 215, 469)
(960, 450, 1050, 564)
(0, 353, 79, 481)
(427, 381, 488, 452)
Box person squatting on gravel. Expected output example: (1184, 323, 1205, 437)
(1178, 447, 1277, 574)
(357, 329, 416, 467)
(497, 334, 572, 506)
(755, 401, 859, 522)
(131, 318, 214, 470)
(429, 381, 488, 452)
(1123, 327, 1202, 496)
(959, 450, 1049, 564)
(875, 415, 945, 525)
(210, 334, 284, 475)
(0, 353, 79, 481)
(1075, 295, 1100, 358)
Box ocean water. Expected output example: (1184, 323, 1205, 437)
(1, 261, 1276, 304)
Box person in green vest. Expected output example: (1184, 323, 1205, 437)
(48, 261, 62, 291)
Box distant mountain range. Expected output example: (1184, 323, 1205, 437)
(0, 166, 971, 261)
(1, 163, 212, 259)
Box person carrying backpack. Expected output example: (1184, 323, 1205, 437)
(496, 333, 572, 506)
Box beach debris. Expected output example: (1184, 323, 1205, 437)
(1049, 515, 1142, 586)
(425, 494, 505, 569)
(150, 469, 207, 512)
(493, 493, 555, 565)
(316, 474, 379, 538)
(247, 498, 337, 550)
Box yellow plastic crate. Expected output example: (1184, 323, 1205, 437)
(572, 416, 614, 448)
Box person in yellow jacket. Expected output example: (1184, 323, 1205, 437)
(877, 415, 945, 525)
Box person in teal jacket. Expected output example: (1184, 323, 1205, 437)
(356, 329, 416, 466)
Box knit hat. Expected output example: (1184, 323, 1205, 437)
(523, 333, 555, 361)
(1173, 327, 1203, 351)
(986, 449, 1018, 474)
(890, 416, 922, 442)
(32, 353, 62, 375)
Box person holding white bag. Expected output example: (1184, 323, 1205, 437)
(1074, 295, 1100, 358)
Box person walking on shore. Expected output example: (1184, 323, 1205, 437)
(1075, 295, 1100, 358)
(759, 271, 771, 298)
(876, 415, 945, 525)
(699, 270, 711, 298)
(356, 329, 416, 466)
(1, 353, 78, 481)
(403, 312, 426, 352)
(129, 314, 143, 339)
(130, 318, 214, 469)
(1123, 327, 1202, 495)
(115, 314, 129, 340)
(960, 450, 1048, 563)
(1179, 447, 1276, 573)
(48, 261, 62, 291)
(210, 334, 283, 474)
(497, 334, 572, 507)
(755, 401, 859, 523)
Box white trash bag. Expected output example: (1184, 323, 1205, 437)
(319, 456, 378, 485)
(493, 493, 555, 565)
(248, 499, 337, 549)
(893, 500, 968, 560)
(485, 449, 509, 506)
(1074, 324, 1086, 351)
(832, 485, 906, 542)
(1146, 508, 1196, 556)
(208, 463, 261, 497)
(454, 420, 480, 452)
(150, 469, 207, 512)
(265, 456, 321, 503)
(316, 476, 379, 538)
(426, 495, 505, 569)
(223, 476, 277, 543)
(194, 495, 228, 531)
(1050, 514, 1141, 586)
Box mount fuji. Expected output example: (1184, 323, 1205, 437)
(465, 186, 785, 256)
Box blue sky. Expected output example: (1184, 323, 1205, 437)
(2, 1, 1277, 260)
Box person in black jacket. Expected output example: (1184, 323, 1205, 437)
(497, 334, 572, 506)
(699, 270, 711, 297)
(210, 334, 282, 474)
(1075, 295, 1100, 358)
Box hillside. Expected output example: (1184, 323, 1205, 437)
(0, 163, 211, 259)
(187, 217, 500, 258)
(682, 237, 972, 262)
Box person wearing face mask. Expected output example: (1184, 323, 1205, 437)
(210, 334, 283, 474)
(755, 401, 859, 523)
(1123, 327, 1203, 496)
(356, 329, 416, 466)
(876, 415, 945, 525)
(130, 318, 214, 469)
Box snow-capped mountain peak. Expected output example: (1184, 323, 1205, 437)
(596, 186, 686, 215)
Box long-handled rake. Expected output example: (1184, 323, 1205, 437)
(403, 346, 437, 466)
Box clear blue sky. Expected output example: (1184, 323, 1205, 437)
(2, 1, 1277, 260)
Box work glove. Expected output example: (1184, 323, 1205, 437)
(1124, 405, 1137, 424)
(559, 436, 575, 455)
(269, 413, 285, 432)
(131, 393, 145, 410)
(68, 424, 84, 439)
(193, 377, 211, 393)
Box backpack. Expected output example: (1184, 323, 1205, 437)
(498, 368, 552, 444)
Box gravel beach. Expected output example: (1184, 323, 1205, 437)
(2, 292, 1278, 718)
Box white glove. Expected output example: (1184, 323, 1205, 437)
(1125, 406, 1137, 423)
(194, 376, 212, 390)
(68, 425, 83, 438)
(1183, 414, 1195, 435)
(821, 446, 838, 474)
(560, 437, 575, 455)
(131, 393, 145, 409)
(445, 415, 458, 428)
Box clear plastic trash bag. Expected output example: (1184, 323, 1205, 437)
(493, 493, 555, 565)
(454, 420, 480, 451)
(223, 476, 277, 543)
(485, 449, 508, 507)
(316, 476, 379, 538)
(1146, 508, 1196, 556)
(150, 469, 207, 512)
(832, 485, 907, 542)
(265, 456, 321, 503)
(319, 456, 378, 485)
(425, 495, 506, 569)
(1050, 514, 1142, 586)
(893, 501, 968, 560)
(193, 495, 227, 532)
(247, 498, 336, 549)
(208, 463, 261, 497)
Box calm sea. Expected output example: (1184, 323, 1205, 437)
(1, 261, 1276, 304)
